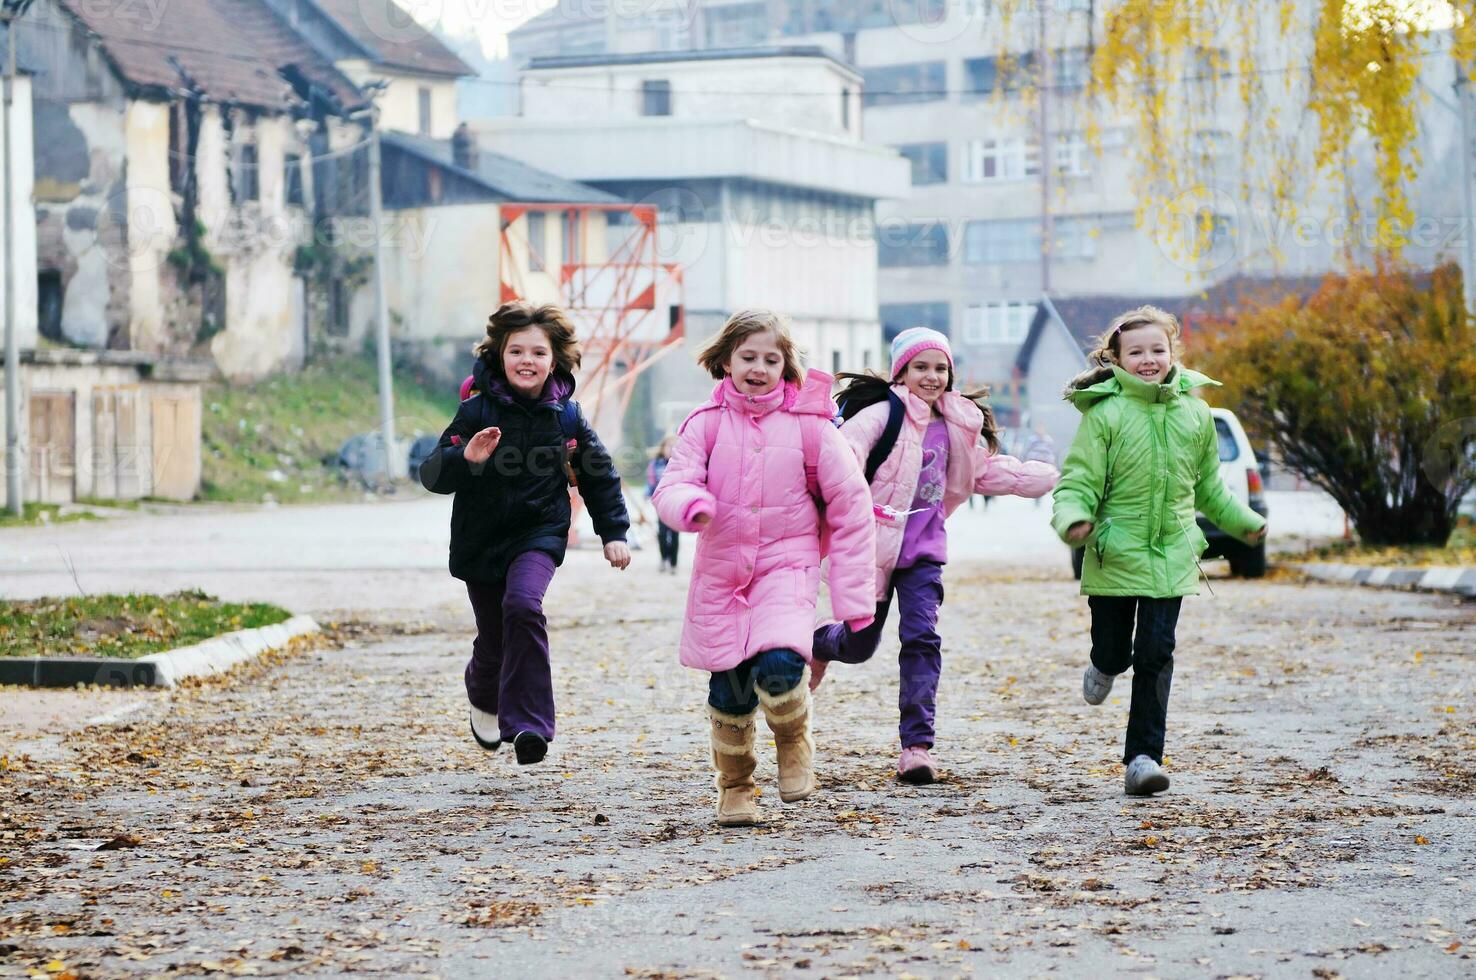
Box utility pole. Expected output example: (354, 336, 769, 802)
(2, 1, 32, 517)
(1037, 0, 1053, 299)
(359, 94, 397, 481)
(1456, 67, 1476, 318)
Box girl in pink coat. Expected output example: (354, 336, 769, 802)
(810, 328, 1059, 784)
(654, 309, 877, 828)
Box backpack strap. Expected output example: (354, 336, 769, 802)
(863, 390, 905, 484)
(557, 400, 581, 486)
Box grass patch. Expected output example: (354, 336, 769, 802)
(1288, 521, 1476, 568)
(0, 503, 101, 529)
(0, 590, 291, 658)
(201, 351, 459, 504)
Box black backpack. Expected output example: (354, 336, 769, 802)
(836, 384, 905, 484)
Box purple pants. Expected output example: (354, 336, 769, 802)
(813, 560, 944, 749)
(464, 549, 558, 742)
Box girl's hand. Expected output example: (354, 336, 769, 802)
(1247, 524, 1268, 545)
(464, 427, 501, 465)
(692, 513, 712, 527)
(1065, 521, 1093, 544)
(604, 541, 631, 570)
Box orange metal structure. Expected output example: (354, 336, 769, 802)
(498, 203, 685, 429)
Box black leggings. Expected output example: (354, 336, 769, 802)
(1088, 596, 1183, 764)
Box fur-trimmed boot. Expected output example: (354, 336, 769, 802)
(758, 670, 817, 803)
(709, 706, 759, 827)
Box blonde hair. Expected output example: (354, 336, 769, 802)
(1086, 305, 1185, 370)
(652, 434, 678, 459)
(473, 301, 582, 379)
(695, 308, 805, 385)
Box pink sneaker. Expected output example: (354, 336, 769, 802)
(897, 746, 936, 785)
(808, 658, 829, 692)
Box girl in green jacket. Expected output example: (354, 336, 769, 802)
(1051, 306, 1267, 797)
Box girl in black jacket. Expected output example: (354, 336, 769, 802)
(421, 302, 630, 765)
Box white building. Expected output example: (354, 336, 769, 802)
(506, 0, 1466, 410)
(476, 46, 909, 431)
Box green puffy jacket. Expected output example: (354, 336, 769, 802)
(1051, 364, 1266, 597)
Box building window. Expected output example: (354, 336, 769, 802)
(964, 219, 1040, 264)
(1053, 133, 1090, 177)
(642, 79, 672, 116)
(963, 301, 1037, 345)
(284, 153, 304, 206)
(418, 86, 433, 135)
(527, 212, 547, 272)
(896, 142, 947, 186)
(962, 138, 1039, 183)
(862, 62, 946, 107)
(840, 88, 850, 130)
(168, 101, 191, 195)
(879, 301, 950, 342)
(1052, 47, 1090, 91)
(831, 350, 842, 375)
(1050, 216, 1098, 259)
(233, 143, 259, 202)
(963, 53, 1036, 98)
(705, 2, 766, 47)
(878, 222, 950, 267)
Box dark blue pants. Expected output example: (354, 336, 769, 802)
(656, 522, 679, 568)
(708, 648, 806, 714)
(465, 550, 558, 742)
(812, 561, 944, 749)
(1088, 595, 1183, 764)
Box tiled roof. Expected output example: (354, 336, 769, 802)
(306, 0, 473, 77)
(56, 0, 363, 111)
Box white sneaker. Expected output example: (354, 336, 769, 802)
(469, 706, 501, 751)
(1124, 755, 1170, 796)
(1082, 664, 1114, 705)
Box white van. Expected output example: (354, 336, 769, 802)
(1071, 406, 1268, 579)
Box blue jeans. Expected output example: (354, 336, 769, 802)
(1088, 596, 1183, 764)
(708, 648, 806, 714)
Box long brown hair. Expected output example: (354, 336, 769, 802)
(696, 308, 805, 385)
(473, 301, 582, 380)
(835, 370, 1001, 453)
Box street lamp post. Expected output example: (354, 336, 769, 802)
(1456, 67, 1476, 318)
(2, 0, 33, 517)
(350, 84, 396, 482)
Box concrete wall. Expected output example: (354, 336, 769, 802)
(338, 60, 460, 139)
(521, 55, 861, 138)
(1, 74, 37, 351)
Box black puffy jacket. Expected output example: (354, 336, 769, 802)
(420, 359, 629, 583)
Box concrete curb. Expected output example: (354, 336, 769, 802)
(0, 615, 320, 689)
(1293, 562, 1476, 598)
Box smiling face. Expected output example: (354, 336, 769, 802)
(724, 329, 784, 397)
(899, 352, 950, 407)
(502, 326, 555, 398)
(1117, 325, 1173, 384)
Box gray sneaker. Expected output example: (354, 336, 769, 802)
(1082, 664, 1114, 705)
(1124, 755, 1170, 796)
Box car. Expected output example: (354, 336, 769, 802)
(1070, 406, 1269, 580)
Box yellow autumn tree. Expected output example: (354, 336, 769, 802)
(1197, 263, 1476, 545)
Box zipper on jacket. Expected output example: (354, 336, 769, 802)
(1175, 513, 1215, 597)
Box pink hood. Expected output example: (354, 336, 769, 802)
(842, 385, 1059, 599)
(653, 370, 877, 672)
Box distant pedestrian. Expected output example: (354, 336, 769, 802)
(1053, 306, 1266, 797)
(1023, 425, 1059, 507)
(420, 301, 631, 767)
(653, 309, 876, 827)
(646, 435, 680, 574)
(810, 329, 1058, 785)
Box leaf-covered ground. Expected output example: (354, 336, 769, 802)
(1, 559, 1473, 977)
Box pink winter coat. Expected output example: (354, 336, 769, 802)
(844, 385, 1060, 600)
(653, 371, 877, 672)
